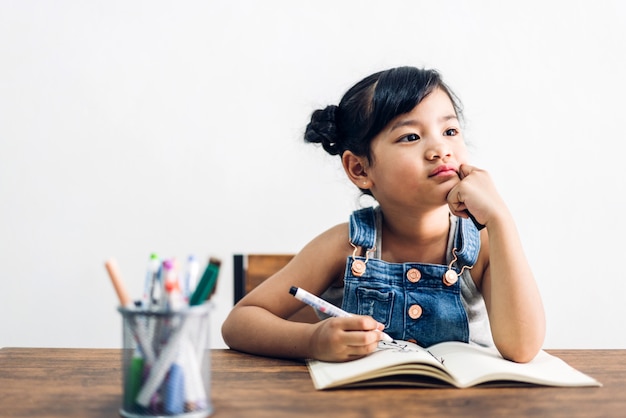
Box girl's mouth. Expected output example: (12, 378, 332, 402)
(429, 165, 458, 177)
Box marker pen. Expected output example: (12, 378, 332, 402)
(289, 286, 394, 343)
(124, 355, 145, 410)
(465, 210, 485, 230)
(165, 280, 185, 311)
(183, 255, 200, 301)
(163, 360, 185, 414)
(143, 253, 160, 309)
(160, 259, 178, 309)
(189, 257, 221, 306)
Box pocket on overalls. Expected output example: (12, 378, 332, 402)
(355, 287, 395, 328)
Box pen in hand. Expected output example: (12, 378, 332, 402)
(289, 286, 394, 343)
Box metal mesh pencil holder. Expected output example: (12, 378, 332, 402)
(118, 303, 213, 418)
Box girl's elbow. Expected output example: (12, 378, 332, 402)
(221, 311, 241, 349)
(501, 344, 541, 363)
(498, 331, 545, 363)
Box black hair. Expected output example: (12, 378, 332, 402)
(304, 66, 463, 163)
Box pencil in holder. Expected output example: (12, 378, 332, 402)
(118, 303, 213, 418)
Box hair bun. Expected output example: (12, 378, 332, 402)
(304, 105, 341, 155)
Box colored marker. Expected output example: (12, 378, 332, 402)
(465, 210, 485, 230)
(164, 361, 185, 414)
(183, 255, 200, 301)
(159, 259, 178, 309)
(165, 280, 185, 311)
(289, 286, 394, 343)
(124, 355, 145, 410)
(143, 253, 160, 309)
(189, 257, 221, 306)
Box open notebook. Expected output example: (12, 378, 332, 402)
(307, 340, 601, 390)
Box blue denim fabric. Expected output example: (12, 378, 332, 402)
(341, 207, 480, 347)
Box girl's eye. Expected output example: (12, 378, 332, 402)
(399, 133, 420, 142)
(444, 128, 459, 136)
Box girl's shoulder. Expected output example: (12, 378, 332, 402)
(284, 222, 353, 292)
(302, 222, 352, 258)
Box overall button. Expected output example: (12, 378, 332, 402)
(443, 270, 458, 286)
(406, 268, 421, 283)
(351, 260, 366, 277)
(408, 304, 423, 319)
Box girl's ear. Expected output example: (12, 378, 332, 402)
(342, 151, 372, 189)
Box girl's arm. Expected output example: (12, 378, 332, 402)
(479, 214, 546, 362)
(448, 165, 546, 362)
(221, 224, 384, 361)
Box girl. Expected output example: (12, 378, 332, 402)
(222, 66, 545, 363)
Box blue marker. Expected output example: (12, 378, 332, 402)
(164, 362, 185, 414)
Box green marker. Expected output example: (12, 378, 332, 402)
(124, 355, 144, 409)
(189, 257, 221, 306)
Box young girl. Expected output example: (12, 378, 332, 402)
(222, 66, 545, 363)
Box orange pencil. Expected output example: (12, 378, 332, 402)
(105, 258, 133, 307)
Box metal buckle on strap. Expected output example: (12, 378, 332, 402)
(350, 242, 376, 277)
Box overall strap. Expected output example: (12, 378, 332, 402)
(348, 207, 377, 250)
(349, 207, 480, 267)
(451, 216, 481, 269)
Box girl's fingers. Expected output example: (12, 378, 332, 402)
(458, 163, 475, 179)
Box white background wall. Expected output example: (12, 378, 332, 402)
(1, 0, 625, 350)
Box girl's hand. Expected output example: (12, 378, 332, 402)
(447, 164, 506, 229)
(449, 165, 545, 362)
(308, 315, 384, 362)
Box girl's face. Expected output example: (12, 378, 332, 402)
(365, 87, 469, 210)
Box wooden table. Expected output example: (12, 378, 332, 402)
(0, 348, 624, 417)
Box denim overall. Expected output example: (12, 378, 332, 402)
(341, 206, 483, 347)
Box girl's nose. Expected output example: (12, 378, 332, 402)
(425, 140, 452, 161)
